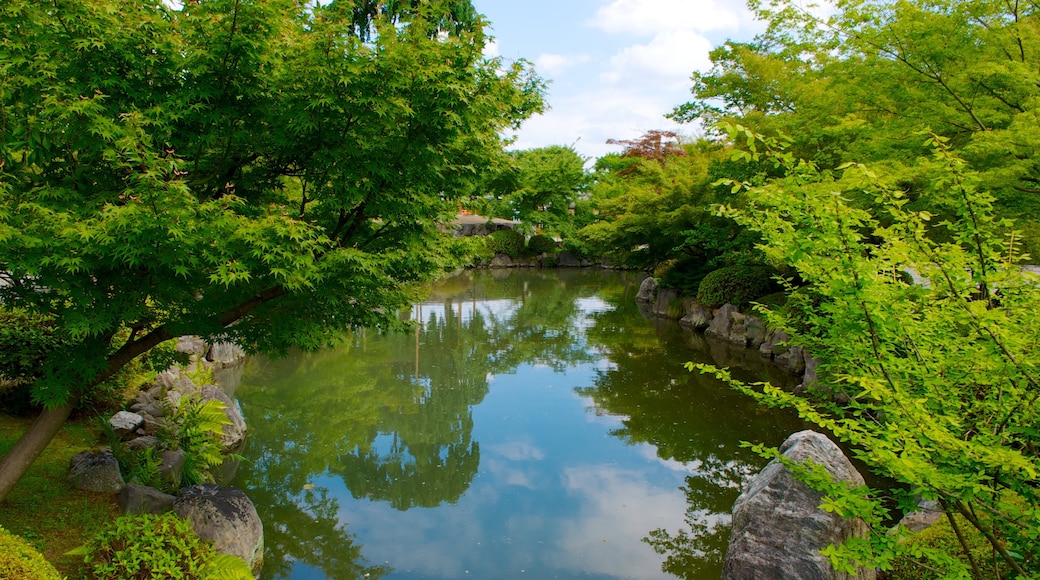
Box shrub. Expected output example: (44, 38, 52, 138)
(84, 513, 215, 579)
(889, 513, 1010, 580)
(526, 234, 558, 255)
(80, 513, 253, 580)
(658, 256, 717, 296)
(695, 264, 779, 309)
(0, 525, 62, 580)
(486, 229, 525, 258)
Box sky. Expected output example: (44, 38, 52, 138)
(471, 0, 770, 160)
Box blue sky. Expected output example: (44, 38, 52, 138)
(471, 0, 770, 160)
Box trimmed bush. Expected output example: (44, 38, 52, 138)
(0, 525, 62, 580)
(696, 264, 779, 310)
(486, 229, 524, 258)
(526, 234, 558, 255)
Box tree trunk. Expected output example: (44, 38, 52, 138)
(0, 402, 75, 503)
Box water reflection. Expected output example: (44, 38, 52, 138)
(233, 269, 806, 579)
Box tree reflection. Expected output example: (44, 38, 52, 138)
(234, 269, 628, 577)
(579, 296, 807, 579)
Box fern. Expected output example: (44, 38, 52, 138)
(205, 553, 254, 580)
(172, 397, 231, 486)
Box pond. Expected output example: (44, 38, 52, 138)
(229, 269, 807, 580)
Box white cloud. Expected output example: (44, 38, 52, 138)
(590, 0, 755, 35)
(483, 38, 500, 59)
(534, 53, 592, 78)
(600, 29, 713, 89)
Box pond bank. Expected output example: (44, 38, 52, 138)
(635, 277, 815, 385)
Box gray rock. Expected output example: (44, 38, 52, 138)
(68, 449, 125, 494)
(636, 276, 658, 303)
(489, 254, 514, 268)
(126, 436, 160, 451)
(898, 499, 943, 534)
(556, 251, 584, 267)
(723, 430, 874, 580)
(119, 483, 176, 515)
(174, 484, 264, 576)
(176, 335, 208, 356)
(200, 385, 248, 451)
(743, 314, 767, 349)
(776, 345, 807, 375)
(706, 304, 750, 345)
(159, 449, 185, 490)
(109, 411, 144, 438)
(206, 341, 246, 367)
(680, 302, 713, 329)
(799, 354, 821, 393)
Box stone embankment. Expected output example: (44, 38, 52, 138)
(67, 336, 263, 576)
(636, 276, 816, 385)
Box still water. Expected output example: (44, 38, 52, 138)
(230, 269, 807, 580)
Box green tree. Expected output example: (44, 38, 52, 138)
(697, 126, 1040, 578)
(0, 0, 543, 502)
(673, 0, 1040, 253)
(480, 145, 589, 236)
(579, 135, 756, 281)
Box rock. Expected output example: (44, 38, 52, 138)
(164, 389, 183, 412)
(653, 287, 681, 318)
(723, 430, 874, 580)
(775, 345, 807, 375)
(138, 415, 165, 436)
(176, 336, 208, 356)
(556, 250, 584, 267)
(799, 354, 821, 393)
(126, 436, 160, 451)
(489, 254, 514, 268)
(200, 385, 247, 451)
(68, 449, 125, 494)
(743, 314, 768, 349)
(706, 304, 752, 346)
(680, 302, 713, 329)
(118, 483, 176, 515)
(898, 499, 943, 534)
(174, 484, 264, 576)
(206, 341, 245, 367)
(109, 411, 144, 439)
(636, 276, 658, 303)
(158, 449, 185, 490)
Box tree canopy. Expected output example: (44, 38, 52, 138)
(0, 0, 543, 501)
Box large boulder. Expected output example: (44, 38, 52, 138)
(68, 449, 125, 494)
(636, 276, 658, 303)
(723, 430, 874, 580)
(174, 484, 263, 577)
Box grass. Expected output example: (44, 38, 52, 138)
(0, 413, 120, 579)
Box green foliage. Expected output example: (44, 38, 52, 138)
(83, 513, 221, 580)
(579, 136, 759, 272)
(0, 525, 63, 580)
(486, 229, 525, 258)
(0, 0, 544, 497)
(694, 127, 1040, 578)
(0, 309, 62, 387)
(525, 234, 557, 255)
(482, 145, 588, 236)
(695, 264, 779, 309)
(167, 397, 232, 487)
(890, 513, 1010, 580)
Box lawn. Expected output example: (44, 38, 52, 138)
(0, 414, 120, 578)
